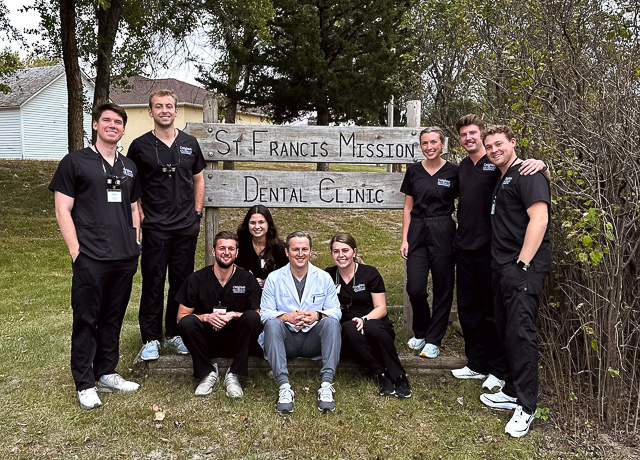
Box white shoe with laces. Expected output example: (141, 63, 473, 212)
(195, 364, 219, 396)
(277, 383, 295, 413)
(96, 373, 140, 393)
(451, 366, 487, 379)
(420, 343, 439, 358)
(479, 390, 518, 410)
(505, 405, 534, 438)
(224, 368, 243, 398)
(407, 337, 426, 350)
(78, 387, 102, 410)
(317, 382, 336, 413)
(482, 374, 505, 391)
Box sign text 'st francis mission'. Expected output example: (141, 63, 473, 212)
(190, 124, 423, 164)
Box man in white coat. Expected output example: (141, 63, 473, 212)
(260, 231, 341, 413)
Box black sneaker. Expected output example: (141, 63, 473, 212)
(392, 374, 411, 399)
(377, 373, 395, 397)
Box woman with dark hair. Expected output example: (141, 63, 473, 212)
(236, 205, 288, 288)
(325, 232, 411, 399)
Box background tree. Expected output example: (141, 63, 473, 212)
(0, 0, 24, 93)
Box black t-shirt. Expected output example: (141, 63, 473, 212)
(175, 265, 261, 315)
(400, 161, 459, 218)
(491, 163, 551, 271)
(324, 264, 390, 322)
(127, 130, 206, 231)
(236, 241, 288, 281)
(48, 147, 142, 260)
(454, 155, 501, 250)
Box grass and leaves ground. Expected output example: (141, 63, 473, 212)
(0, 160, 602, 459)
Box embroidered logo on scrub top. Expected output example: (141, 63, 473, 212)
(123, 167, 133, 177)
(502, 177, 513, 185)
(233, 285, 246, 294)
(437, 179, 451, 187)
(483, 163, 496, 171)
(179, 146, 193, 155)
(353, 284, 366, 292)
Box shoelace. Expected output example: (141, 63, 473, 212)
(318, 384, 335, 401)
(279, 387, 294, 403)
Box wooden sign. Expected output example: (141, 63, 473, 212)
(186, 123, 423, 164)
(204, 170, 405, 209)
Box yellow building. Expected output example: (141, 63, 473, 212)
(110, 76, 270, 153)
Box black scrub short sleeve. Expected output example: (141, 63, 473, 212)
(49, 154, 78, 198)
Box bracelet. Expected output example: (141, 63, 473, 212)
(362, 316, 369, 322)
(317, 311, 322, 321)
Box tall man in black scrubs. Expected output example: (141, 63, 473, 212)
(479, 125, 551, 438)
(175, 231, 262, 397)
(451, 114, 547, 391)
(127, 90, 206, 360)
(50, 103, 142, 410)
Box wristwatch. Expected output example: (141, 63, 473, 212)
(317, 311, 323, 321)
(516, 259, 530, 271)
(195, 211, 203, 219)
(362, 316, 369, 322)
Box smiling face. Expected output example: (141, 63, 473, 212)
(213, 238, 238, 269)
(92, 110, 125, 145)
(148, 94, 178, 128)
(331, 242, 356, 270)
(248, 213, 268, 240)
(286, 237, 311, 270)
(484, 132, 517, 171)
(458, 124, 484, 156)
(420, 132, 443, 160)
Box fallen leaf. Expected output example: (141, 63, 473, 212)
(457, 397, 464, 405)
(154, 410, 166, 421)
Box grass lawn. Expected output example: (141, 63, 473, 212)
(0, 159, 590, 459)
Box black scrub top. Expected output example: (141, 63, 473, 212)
(49, 147, 142, 260)
(454, 155, 501, 251)
(127, 130, 206, 231)
(175, 265, 261, 315)
(236, 241, 288, 280)
(400, 161, 459, 218)
(491, 163, 551, 271)
(324, 264, 391, 323)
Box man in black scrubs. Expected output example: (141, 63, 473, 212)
(127, 90, 206, 360)
(452, 114, 547, 391)
(50, 103, 141, 410)
(479, 125, 551, 438)
(176, 231, 262, 397)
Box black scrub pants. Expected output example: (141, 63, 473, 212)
(139, 221, 200, 344)
(456, 247, 505, 378)
(493, 264, 548, 415)
(341, 319, 406, 380)
(71, 253, 138, 391)
(405, 216, 455, 344)
(177, 310, 262, 378)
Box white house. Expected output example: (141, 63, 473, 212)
(0, 64, 95, 160)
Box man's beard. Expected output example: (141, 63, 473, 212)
(216, 256, 235, 269)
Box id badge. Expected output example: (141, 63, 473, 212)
(491, 202, 496, 215)
(213, 308, 227, 314)
(107, 189, 122, 203)
(260, 258, 266, 269)
(335, 284, 341, 294)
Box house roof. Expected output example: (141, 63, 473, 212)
(0, 64, 66, 108)
(110, 76, 211, 106)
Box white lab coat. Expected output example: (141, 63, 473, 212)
(260, 262, 341, 332)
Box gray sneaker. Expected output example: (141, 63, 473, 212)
(317, 382, 335, 413)
(96, 373, 140, 393)
(195, 364, 219, 396)
(277, 383, 294, 413)
(224, 368, 244, 398)
(164, 336, 189, 354)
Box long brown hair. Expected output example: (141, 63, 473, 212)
(237, 205, 284, 273)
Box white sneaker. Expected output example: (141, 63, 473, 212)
(420, 343, 439, 358)
(195, 364, 219, 396)
(317, 382, 336, 413)
(505, 405, 534, 438)
(479, 390, 518, 410)
(451, 366, 487, 379)
(96, 373, 140, 393)
(224, 368, 244, 398)
(407, 337, 426, 350)
(277, 383, 295, 413)
(482, 374, 505, 391)
(78, 387, 102, 410)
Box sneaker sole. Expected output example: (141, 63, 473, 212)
(420, 353, 439, 359)
(96, 384, 138, 394)
(452, 372, 487, 380)
(479, 395, 518, 410)
(141, 355, 159, 361)
(506, 427, 531, 438)
(393, 393, 412, 399)
(318, 406, 335, 413)
(277, 407, 294, 414)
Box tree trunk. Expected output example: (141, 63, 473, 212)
(316, 107, 330, 171)
(60, 0, 84, 153)
(91, 0, 124, 143)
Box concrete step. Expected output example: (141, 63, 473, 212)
(132, 351, 466, 377)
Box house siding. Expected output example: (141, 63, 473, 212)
(0, 108, 23, 159)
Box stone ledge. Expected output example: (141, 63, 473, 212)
(132, 352, 466, 377)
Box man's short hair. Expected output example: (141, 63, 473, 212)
(285, 231, 312, 249)
(92, 103, 128, 127)
(419, 126, 445, 144)
(149, 90, 178, 108)
(455, 114, 485, 134)
(214, 230, 238, 246)
(482, 125, 515, 142)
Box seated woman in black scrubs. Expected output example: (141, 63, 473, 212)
(325, 232, 411, 399)
(236, 205, 288, 288)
